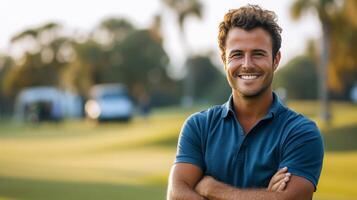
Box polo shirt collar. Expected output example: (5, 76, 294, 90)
(221, 92, 286, 119)
(221, 95, 234, 118)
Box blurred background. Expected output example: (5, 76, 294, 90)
(0, 0, 356, 199)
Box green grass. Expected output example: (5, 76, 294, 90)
(0, 101, 356, 200)
(0, 177, 165, 200)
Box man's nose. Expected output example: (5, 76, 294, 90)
(242, 55, 253, 69)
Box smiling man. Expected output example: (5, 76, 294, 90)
(167, 5, 324, 200)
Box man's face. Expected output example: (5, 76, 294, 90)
(224, 27, 280, 98)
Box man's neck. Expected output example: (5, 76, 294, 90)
(232, 89, 273, 133)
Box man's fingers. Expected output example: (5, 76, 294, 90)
(272, 167, 287, 180)
(277, 174, 291, 192)
(271, 173, 287, 185)
(277, 181, 287, 192)
(271, 168, 289, 184)
(267, 167, 289, 191)
(278, 167, 288, 174)
(271, 174, 290, 191)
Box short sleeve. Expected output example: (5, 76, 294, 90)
(175, 113, 205, 171)
(279, 121, 324, 189)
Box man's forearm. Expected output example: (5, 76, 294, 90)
(206, 184, 280, 200)
(167, 163, 206, 200)
(201, 178, 280, 200)
(196, 176, 313, 200)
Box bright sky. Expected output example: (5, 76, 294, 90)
(1, 0, 321, 69)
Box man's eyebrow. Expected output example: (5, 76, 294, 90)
(228, 49, 243, 56)
(252, 49, 268, 54)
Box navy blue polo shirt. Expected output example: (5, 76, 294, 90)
(175, 93, 324, 189)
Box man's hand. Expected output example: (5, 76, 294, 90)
(195, 175, 216, 197)
(267, 167, 291, 192)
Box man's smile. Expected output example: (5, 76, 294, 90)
(233, 72, 262, 80)
(238, 74, 261, 80)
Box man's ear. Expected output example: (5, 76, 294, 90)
(273, 51, 281, 71)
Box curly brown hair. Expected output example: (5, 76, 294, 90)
(218, 5, 282, 64)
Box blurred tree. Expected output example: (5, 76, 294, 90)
(3, 17, 180, 108)
(274, 56, 318, 99)
(116, 30, 169, 87)
(96, 17, 179, 106)
(161, 0, 203, 106)
(63, 18, 134, 97)
(148, 14, 164, 44)
(291, 0, 339, 123)
(63, 17, 179, 106)
(327, 0, 357, 98)
(185, 55, 230, 103)
(292, 0, 357, 101)
(95, 18, 135, 85)
(0, 55, 14, 116)
(116, 29, 180, 106)
(94, 17, 135, 46)
(4, 53, 55, 97)
(61, 39, 106, 96)
(4, 22, 71, 97)
(161, 0, 202, 32)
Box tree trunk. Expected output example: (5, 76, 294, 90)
(179, 27, 194, 108)
(319, 23, 331, 124)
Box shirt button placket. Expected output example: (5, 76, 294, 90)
(236, 132, 246, 165)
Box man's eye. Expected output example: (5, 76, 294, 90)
(232, 53, 243, 58)
(253, 53, 265, 57)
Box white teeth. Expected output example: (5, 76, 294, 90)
(240, 75, 259, 80)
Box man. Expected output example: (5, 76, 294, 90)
(167, 5, 324, 200)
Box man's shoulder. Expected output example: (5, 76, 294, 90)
(180, 104, 226, 139)
(185, 104, 226, 126)
(278, 106, 320, 136)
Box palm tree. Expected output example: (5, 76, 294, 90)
(7, 22, 71, 95)
(10, 22, 69, 67)
(328, 0, 357, 96)
(161, 0, 203, 107)
(96, 18, 134, 45)
(291, 0, 339, 124)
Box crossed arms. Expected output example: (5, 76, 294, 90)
(167, 163, 314, 200)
